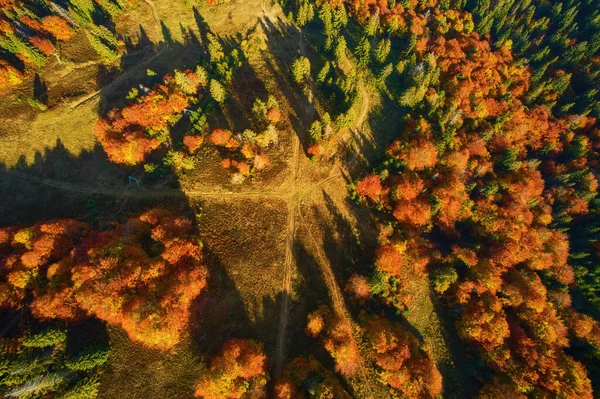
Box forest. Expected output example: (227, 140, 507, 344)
(0, 0, 599, 398)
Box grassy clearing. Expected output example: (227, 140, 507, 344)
(0, 101, 99, 167)
(294, 177, 391, 399)
(188, 198, 288, 356)
(99, 328, 204, 399)
(116, 0, 267, 45)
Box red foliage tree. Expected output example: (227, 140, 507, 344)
(29, 36, 55, 56)
(344, 274, 371, 303)
(356, 174, 384, 202)
(0, 209, 208, 350)
(183, 135, 204, 153)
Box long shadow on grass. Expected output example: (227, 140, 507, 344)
(258, 17, 310, 150)
(0, 6, 324, 397)
(188, 248, 255, 357)
(341, 95, 407, 180)
(0, 140, 151, 226)
(282, 239, 353, 388)
(317, 189, 475, 396)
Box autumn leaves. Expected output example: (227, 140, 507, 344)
(0, 209, 208, 350)
(349, 3, 600, 397)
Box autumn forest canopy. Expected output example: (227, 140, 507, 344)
(1, 0, 600, 398)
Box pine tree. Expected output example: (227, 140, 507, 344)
(374, 38, 391, 64)
(334, 35, 347, 64)
(296, 0, 315, 27)
(355, 36, 371, 67)
(209, 79, 227, 103)
(317, 61, 330, 84)
(291, 56, 311, 85)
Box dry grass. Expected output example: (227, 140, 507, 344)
(99, 327, 204, 399)
(0, 101, 99, 166)
(0, 0, 275, 167)
(116, 0, 267, 45)
(190, 198, 288, 349)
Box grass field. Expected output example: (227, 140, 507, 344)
(0, 1, 467, 397)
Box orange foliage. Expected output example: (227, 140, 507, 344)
(29, 36, 55, 56)
(0, 220, 87, 310)
(0, 60, 23, 92)
(388, 133, 438, 170)
(94, 72, 199, 166)
(375, 238, 430, 277)
(566, 310, 600, 349)
(41, 16, 73, 41)
(392, 198, 431, 229)
(344, 274, 371, 303)
(345, 2, 599, 397)
(266, 107, 281, 123)
(210, 128, 235, 147)
(0, 209, 208, 350)
(362, 314, 443, 398)
(305, 306, 361, 377)
(183, 135, 204, 153)
(356, 174, 384, 202)
(195, 339, 268, 399)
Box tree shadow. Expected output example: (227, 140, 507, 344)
(317, 187, 475, 395)
(33, 73, 48, 105)
(258, 17, 310, 152)
(188, 247, 255, 358)
(67, 318, 110, 355)
(430, 291, 477, 397)
(287, 239, 335, 355)
(0, 5, 408, 397)
(341, 95, 406, 180)
(0, 5, 297, 397)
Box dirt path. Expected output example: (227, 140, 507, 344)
(355, 85, 371, 129)
(272, 24, 318, 379)
(1, 170, 285, 200)
(142, 0, 159, 23)
(273, 128, 299, 378)
(4, 8, 379, 392)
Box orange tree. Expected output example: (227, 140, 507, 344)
(195, 339, 268, 399)
(274, 355, 352, 399)
(347, 6, 599, 397)
(304, 305, 361, 378)
(0, 0, 126, 92)
(0, 208, 209, 350)
(361, 313, 442, 399)
(94, 70, 204, 166)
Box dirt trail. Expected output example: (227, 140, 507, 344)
(142, 0, 159, 23)
(297, 172, 375, 398)
(273, 128, 299, 378)
(271, 26, 375, 395)
(355, 86, 371, 129)
(2, 170, 284, 200)
(273, 22, 314, 379)
(5, 7, 378, 392)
